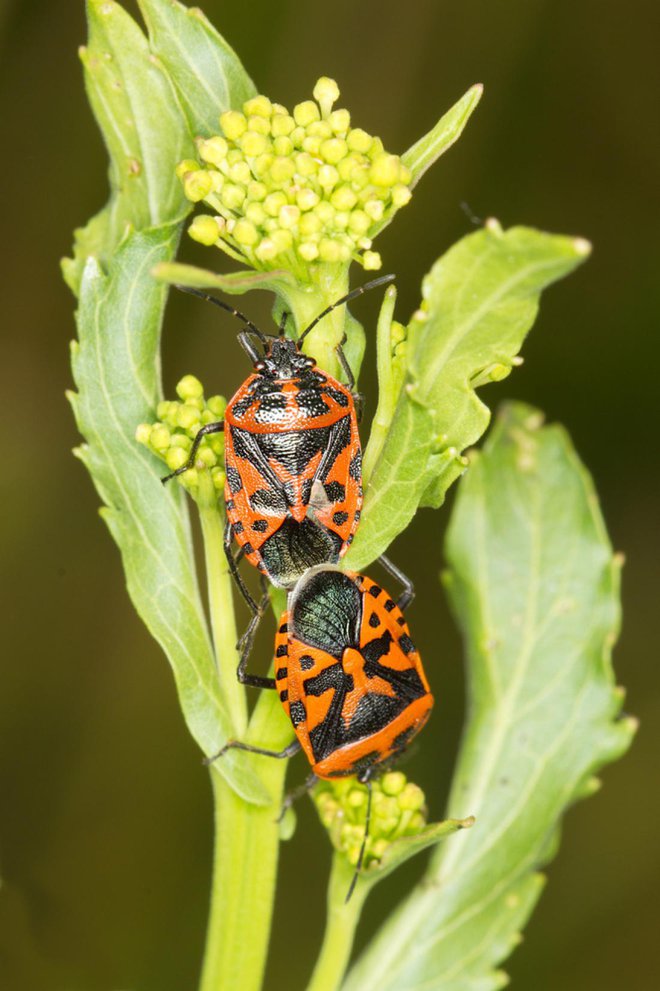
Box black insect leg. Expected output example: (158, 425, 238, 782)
(276, 772, 318, 823)
(345, 774, 373, 903)
(203, 737, 301, 767)
(223, 519, 276, 690)
(335, 336, 365, 421)
(161, 421, 224, 484)
(378, 554, 415, 611)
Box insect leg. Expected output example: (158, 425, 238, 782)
(160, 421, 224, 484)
(276, 772, 318, 822)
(345, 775, 373, 903)
(203, 737, 301, 767)
(236, 588, 276, 690)
(378, 554, 415, 610)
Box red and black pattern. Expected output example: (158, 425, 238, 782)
(274, 567, 433, 779)
(223, 352, 362, 588)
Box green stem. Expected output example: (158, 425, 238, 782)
(306, 855, 371, 991)
(197, 470, 247, 735)
(362, 284, 398, 485)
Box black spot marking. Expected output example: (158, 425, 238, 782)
(250, 487, 287, 514)
(251, 519, 268, 532)
(368, 584, 383, 598)
(393, 724, 417, 751)
(226, 465, 243, 493)
(300, 654, 315, 671)
(289, 700, 307, 726)
(232, 520, 244, 535)
(354, 510, 361, 522)
(346, 535, 353, 544)
(350, 751, 381, 773)
(349, 450, 362, 481)
(226, 499, 235, 511)
(279, 689, 288, 703)
(333, 511, 349, 526)
(294, 390, 330, 418)
(276, 644, 287, 658)
(232, 395, 256, 418)
(396, 616, 406, 626)
(369, 612, 380, 628)
(384, 598, 396, 612)
(325, 387, 350, 408)
(242, 542, 254, 556)
(399, 634, 415, 655)
(323, 481, 345, 503)
(279, 622, 288, 633)
(276, 667, 287, 681)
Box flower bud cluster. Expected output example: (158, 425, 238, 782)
(135, 375, 226, 495)
(313, 771, 427, 870)
(178, 77, 412, 276)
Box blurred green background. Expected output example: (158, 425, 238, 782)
(1, 1, 658, 988)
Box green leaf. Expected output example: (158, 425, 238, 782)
(152, 259, 294, 295)
(343, 403, 636, 991)
(403, 83, 483, 188)
(137, 0, 256, 135)
(64, 0, 195, 293)
(347, 222, 590, 570)
(70, 228, 268, 806)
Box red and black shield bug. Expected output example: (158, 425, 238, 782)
(207, 561, 433, 897)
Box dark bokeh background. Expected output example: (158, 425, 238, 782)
(1, 1, 658, 988)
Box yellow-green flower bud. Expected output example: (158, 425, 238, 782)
(244, 95, 273, 118)
(273, 135, 294, 157)
(298, 241, 319, 261)
(247, 180, 268, 201)
(330, 184, 357, 211)
(247, 114, 271, 135)
(320, 137, 348, 164)
(391, 184, 412, 208)
(364, 198, 385, 221)
(279, 204, 300, 229)
(307, 120, 333, 139)
(348, 209, 371, 236)
(219, 109, 247, 140)
(164, 447, 188, 473)
(233, 219, 259, 246)
(176, 374, 204, 400)
(195, 445, 217, 469)
(255, 238, 278, 261)
(271, 113, 295, 137)
(135, 423, 151, 446)
(239, 130, 268, 158)
(271, 228, 293, 252)
(245, 202, 267, 226)
(381, 771, 407, 797)
(188, 214, 221, 246)
(197, 136, 229, 168)
(229, 160, 252, 184)
(317, 164, 339, 190)
(149, 424, 171, 451)
(318, 237, 342, 262)
(264, 191, 288, 217)
(176, 404, 201, 431)
(156, 400, 174, 421)
(302, 135, 322, 156)
(346, 128, 372, 154)
(269, 156, 296, 184)
(313, 76, 340, 117)
(299, 211, 322, 236)
(293, 100, 320, 127)
(369, 152, 401, 187)
(207, 170, 225, 192)
(363, 250, 382, 270)
(212, 466, 226, 491)
(333, 211, 349, 230)
(329, 108, 350, 134)
(176, 158, 201, 179)
(220, 183, 246, 211)
(252, 153, 274, 178)
(290, 125, 305, 147)
(182, 169, 213, 202)
(207, 396, 226, 417)
(399, 782, 425, 812)
(296, 188, 320, 211)
(294, 152, 318, 177)
(170, 432, 192, 450)
(315, 201, 335, 225)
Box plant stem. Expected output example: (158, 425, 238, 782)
(361, 284, 398, 485)
(306, 855, 371, 991)
(197, 471, 247, 735)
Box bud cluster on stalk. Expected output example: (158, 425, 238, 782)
(178, 77, 412, 278)
(314, 771, 428, 870)
(135, 375, 225, 496)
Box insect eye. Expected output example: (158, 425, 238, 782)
(255, 361, 266, 371)
(305, 358, 315, 368)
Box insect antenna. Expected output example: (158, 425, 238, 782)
(174, 284, 270, 346)
(279, 310, 289, 339)
(345, 777, 373, 903)
(298, 273, 395, 344)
